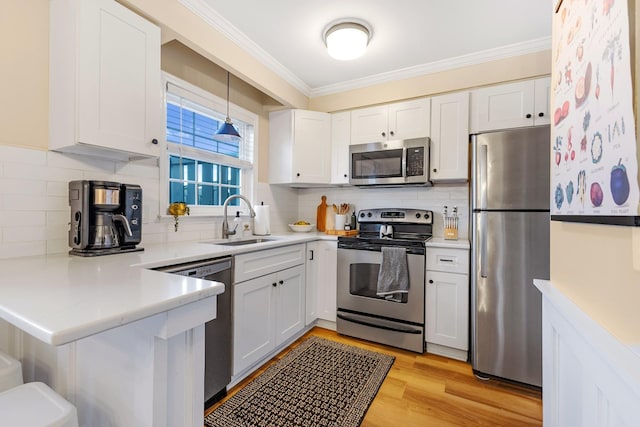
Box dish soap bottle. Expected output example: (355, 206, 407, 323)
(233, 211, 242, 239)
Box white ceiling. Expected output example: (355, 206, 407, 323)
(182, 0, 552, 97)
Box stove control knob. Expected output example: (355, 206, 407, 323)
(415, 213, 421, 219)
(359, 212, 366, 218)
(367, 212, 373, 217)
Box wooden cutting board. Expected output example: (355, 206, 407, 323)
(325, 229, 358, 236)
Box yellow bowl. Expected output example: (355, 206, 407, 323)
(288, 223, 315, 232)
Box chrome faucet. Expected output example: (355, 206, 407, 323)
(222, 195, 256, 239)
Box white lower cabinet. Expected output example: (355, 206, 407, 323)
(536, 280, 640, 427)
(425, 246, 469, 361)
(305, 240, 337, 325)
(233, 264, 305, 376)
(232, 245, 306, 377)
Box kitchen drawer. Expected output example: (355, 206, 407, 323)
(426, 247, 469, 274)
(234, 244, 306, 283)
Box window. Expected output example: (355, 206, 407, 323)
(162, 74, 257, 214)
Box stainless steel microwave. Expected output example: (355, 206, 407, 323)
(349, 137, 431, 186)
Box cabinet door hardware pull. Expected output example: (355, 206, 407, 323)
(428, 279, 434, 284)
(272, 282, 277, 287)
(151, 138, 158, 145)
(439, 258, 454, 263)
(381, 132, 386, 137)
(526, 113, 532, 119)
(538, 112, 544, 117)
(278, 280, 284, 285)
(390, 131, 395, 136)
(309, 250, 314, 261)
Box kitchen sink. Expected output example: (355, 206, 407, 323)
(203, 238, 277, 246)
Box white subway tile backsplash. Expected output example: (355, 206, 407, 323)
(46, 181, 69, 197)
(3, 194, 47, 212)
(46, 239, 69, 255)
(45, 224, 68, 241)
(0, 241, 46, 258)
(3, 226, 47, 243)
(0, 178, 47, 195)
(47, 151, 115, 172)
(47, 210, 70, 226)
(298, 185, 470, 239)
(0, 145, 471, 258)
(3, 163, 84, 182)
(44, 196, 69, 212)
(0, 146, 47, 165)
(0, 211, 46, 227)
(115, 159, 160, 179)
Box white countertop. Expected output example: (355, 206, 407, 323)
(426, 237, 470, 249)
(0, 232, 326, 346)
(534, 279, 640, 380)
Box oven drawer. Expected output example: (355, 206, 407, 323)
(426, 247, 469, 274)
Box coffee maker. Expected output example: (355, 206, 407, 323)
(68, 180, 143, 256)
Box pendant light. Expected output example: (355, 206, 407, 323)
(214, 71, 242, 143)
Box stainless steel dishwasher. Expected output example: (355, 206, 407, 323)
(154, 256, 232, 407)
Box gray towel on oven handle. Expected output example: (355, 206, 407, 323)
(376, 246, 409, 302)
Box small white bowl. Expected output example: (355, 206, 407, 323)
(288, 223, 315, 232)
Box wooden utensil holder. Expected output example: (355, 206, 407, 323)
(444, 214, 459, 240)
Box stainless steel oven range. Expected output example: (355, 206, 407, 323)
(337, 208, 432, 353)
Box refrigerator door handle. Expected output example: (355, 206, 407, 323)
(479, 144, 488, 210)
(480, 212, 488, 278)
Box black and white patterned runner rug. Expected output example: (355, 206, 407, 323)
(205, 336, 395, 427)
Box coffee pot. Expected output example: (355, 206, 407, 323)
(68, 180, 143, 256)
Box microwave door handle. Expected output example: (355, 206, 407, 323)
(402, 147, 407, 179)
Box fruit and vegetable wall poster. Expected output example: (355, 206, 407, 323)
(552, 0, 640, 225)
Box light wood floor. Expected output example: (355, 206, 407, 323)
(206, 327, 542, 426)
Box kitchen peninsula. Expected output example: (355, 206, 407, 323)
(0, 235, 320, 427)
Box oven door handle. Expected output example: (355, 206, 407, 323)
(337, 312, 422, 334)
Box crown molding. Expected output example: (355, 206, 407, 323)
(309, 37, 552, 97)
(178, 0, 312, 95)
(179, 0, 550, 99)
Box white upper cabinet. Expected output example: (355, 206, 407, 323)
(269, 109, 331, 185)
(429, 91, 470, 182)
(50, 0, 162, 161)
(469, 77, 551, 133)
(350, 98, 430, 144)
(330, 111, 351, 184)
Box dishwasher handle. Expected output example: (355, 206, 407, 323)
(153, 257, 232, 276)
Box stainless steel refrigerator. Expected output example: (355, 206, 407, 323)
(470, 126, 550, 388)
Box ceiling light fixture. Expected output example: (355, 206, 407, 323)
(214, 71, 242, 144)
(323, 20, 371, 61)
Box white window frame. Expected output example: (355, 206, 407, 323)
(160, 72, 259, 217)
